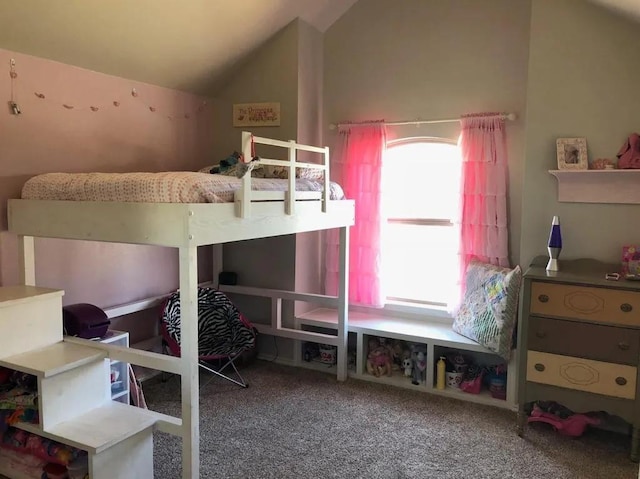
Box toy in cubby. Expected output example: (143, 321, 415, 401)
(365, 336, 413, 378)
(409, 343, 427, 385)
(366, 337, 392, 377)
(438, 351, 508, 398)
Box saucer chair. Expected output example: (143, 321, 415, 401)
(160, 287, 257, 388)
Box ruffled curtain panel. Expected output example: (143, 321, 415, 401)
(325, 123, 387, 307)
(458, 113, 510, 296)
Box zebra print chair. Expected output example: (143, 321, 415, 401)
(160, 287, 257, 388)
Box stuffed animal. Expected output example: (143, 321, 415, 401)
(390, 340, 407, 370)
(402, 357, 412, 377)
(366, 338, 392, 377)
(210, 151, 243, 174)
(210, 151, 261, 178)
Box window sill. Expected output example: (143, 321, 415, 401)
(350, 301, 453, 324)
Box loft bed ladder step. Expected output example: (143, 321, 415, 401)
(15, 401, 181, 455)
(0, 285, 65, 358)
(0, 341, 107, 378)
(0, 341, 112, 430)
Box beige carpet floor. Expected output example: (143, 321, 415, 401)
(144, 360, 639, 479)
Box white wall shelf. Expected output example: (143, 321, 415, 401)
(549, 169, 640, 204)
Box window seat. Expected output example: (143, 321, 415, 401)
(293, 308, 517, 410)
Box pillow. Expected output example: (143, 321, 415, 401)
(297, 167, 324, 180)
(452, 260, 522, 360)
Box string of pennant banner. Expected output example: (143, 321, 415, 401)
(8, 58, 208, 120)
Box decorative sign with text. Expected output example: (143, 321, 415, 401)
(233, 102, 280, 127)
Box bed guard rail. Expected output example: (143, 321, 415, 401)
(238, 131, 330, 218)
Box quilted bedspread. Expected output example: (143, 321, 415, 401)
(21, 172, 345, 203)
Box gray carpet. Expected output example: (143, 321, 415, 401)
(145, 360, 638, 479)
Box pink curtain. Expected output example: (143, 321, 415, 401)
(458, 113, 510, 296)
(325, 123, 387, 307)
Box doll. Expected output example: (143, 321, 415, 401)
(366, 338, 392, 377)
(410, 344, 427, 385)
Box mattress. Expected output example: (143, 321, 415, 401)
(21, 172, 345, 203)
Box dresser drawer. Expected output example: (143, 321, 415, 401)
(530, 282, 640, 327)
(526, 351, 637, 400)
(528, 317, 640, 365)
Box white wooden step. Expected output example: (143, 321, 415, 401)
(0, 341, 111, 429)
(0, 286, 64, 359)
(15, 401, 181, 454)
(0, 341, 106, 378)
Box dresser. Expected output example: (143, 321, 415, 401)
(517, 256, 640, 461)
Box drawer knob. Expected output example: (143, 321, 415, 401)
(618, 342, 630, 351)
(534, 363, 545, 372)
(535, 331, 547, 339)
(538, 294, 549, 303)
(616, 377, 627, 386)
(621, 303, 633, 313)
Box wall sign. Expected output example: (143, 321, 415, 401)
(233, 102, 280, 127)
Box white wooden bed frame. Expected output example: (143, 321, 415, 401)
(6, 131, 355, 479)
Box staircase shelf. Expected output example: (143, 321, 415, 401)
(0, 285, 177, 479)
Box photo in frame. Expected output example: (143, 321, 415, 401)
(556, 137, 588, 170)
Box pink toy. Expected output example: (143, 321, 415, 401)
(527, 405, 599, 437)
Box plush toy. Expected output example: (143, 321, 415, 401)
(366, 338, 392, 377)
(210, 151, 242, 174)
(410, 344, 427, 385)
(211, 151, 261, 178)
(390, 340, 407, 370)
(402, 357, 412, 377)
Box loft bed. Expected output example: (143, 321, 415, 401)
(6, 131, 355, 479)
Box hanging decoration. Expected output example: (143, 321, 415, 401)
(7, 59, 208, 120)
(9, 59, 21, 115)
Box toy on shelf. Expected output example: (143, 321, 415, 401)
(436, 357, 446, 390)
(366, 338, 392, 377)
(410, 343, 427, 385)
(402, 357, 412, 377)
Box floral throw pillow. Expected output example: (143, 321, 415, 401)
(452, 260, 522, 360)
(297, 167, 324, 180)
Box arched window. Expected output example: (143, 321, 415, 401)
(381, 137, 461, 310)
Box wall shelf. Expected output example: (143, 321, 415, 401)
(549, 169, 640, 204)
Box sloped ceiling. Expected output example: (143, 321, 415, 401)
(0, 0, 635, 97)
(590, 0, 640, 21)
(0, 0, 357, 95)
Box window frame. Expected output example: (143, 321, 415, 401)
(379, 136, 461, 319)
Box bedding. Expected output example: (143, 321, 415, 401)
(21, 172, 344, 203)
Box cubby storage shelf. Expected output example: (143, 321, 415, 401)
(549, 169, 640, 204)
(294, 308, 517, 410)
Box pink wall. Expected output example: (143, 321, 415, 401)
(0, 48, 215, 311)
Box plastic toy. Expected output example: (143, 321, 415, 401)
(527, 404, 599, 437)
(410, 344, 427, 385)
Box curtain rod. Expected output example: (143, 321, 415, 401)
(328, 112, 517, 130)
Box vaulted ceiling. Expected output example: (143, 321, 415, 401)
(0, 0, 635, 97)
(0, 0, 357, 95)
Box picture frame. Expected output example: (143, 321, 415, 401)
(556, 137, 588, 170)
